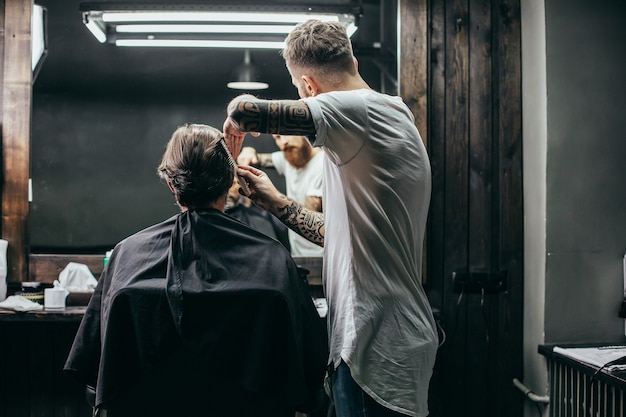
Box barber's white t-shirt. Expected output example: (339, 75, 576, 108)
(272, 150, 324, 257)
(304, 89, 438, 417)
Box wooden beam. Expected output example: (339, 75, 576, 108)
(0, 1, 5, 120)
(29, 254, 105, 283)
(2, 0, 32, 283)
(399, 0, 428, 146)
(398, 0, 429, 283)
(29, 254, 324, 293)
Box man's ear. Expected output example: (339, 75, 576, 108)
(166, 180, 187, 211)
(301, 75, 320, 97)
(166, 180, 176, 195)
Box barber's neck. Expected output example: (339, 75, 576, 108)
(318, 74, 370, 94)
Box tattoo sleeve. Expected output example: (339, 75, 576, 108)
(230, 98, 316, 136)
(274, 195, 324, 246)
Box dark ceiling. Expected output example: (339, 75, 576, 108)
(33, 0, 396, 99)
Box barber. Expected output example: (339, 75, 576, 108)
(223, 19, 438, 417)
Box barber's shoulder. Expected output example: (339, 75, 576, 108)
(306, 89, 368, 109)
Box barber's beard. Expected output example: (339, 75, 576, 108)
(225, 199, 236, 212)
(225, 194, 240, 212)
(283, 146, 310, 168)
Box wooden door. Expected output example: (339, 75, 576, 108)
(401, 0, 524, 416)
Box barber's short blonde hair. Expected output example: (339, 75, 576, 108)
(157, 124, 233, 208)
(282, 19, 355, 75)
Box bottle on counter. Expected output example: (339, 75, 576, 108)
(0, 239, 7, 302)
(104, 250, 113, 267)
(19, 282, 45, 305)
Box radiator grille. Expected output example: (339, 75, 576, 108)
(548, 358, 625, 417)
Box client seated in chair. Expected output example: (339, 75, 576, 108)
(64, 124, 328, 417)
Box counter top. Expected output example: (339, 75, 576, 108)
(5, 256, 324, 322)
(0, 306, 86, 322)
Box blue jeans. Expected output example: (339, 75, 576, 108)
(330, 362, 407, 417)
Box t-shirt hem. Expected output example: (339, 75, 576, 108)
(340, 356, 427, 417)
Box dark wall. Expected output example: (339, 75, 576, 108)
(31, 92, 284, 252)
(544, 0, 626, 343)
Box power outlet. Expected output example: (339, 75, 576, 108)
(452, 270, 507, 294)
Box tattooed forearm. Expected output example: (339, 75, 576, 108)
(230, 98, 316, 136)
(274, 196, 324, 246)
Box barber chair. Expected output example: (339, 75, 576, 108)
(75, 279, 326, 417)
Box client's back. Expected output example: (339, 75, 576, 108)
(64, 124, 328, 417)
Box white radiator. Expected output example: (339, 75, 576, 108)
(547, 357, 626, 417)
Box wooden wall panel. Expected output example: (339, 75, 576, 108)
(54, 323, 92, 417)
(441, 0, 470, 414)
(424, 0, 447, 414)
(1, 323, 30, 417)
(419, 0, 524, 416)
(1, 0, 31, 283)
(468, 0, 493, 273)
(427, 0, 447, 311)
(465, 0, 494, 413)
(0, 0, 5, 121)
(0, 321, 88, 417)
(493, 0, 524, 414)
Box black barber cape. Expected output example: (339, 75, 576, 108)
(64, 209, 328, 417)
(226, 200, 291, 251)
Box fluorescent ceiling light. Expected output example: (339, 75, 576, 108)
(85, 19, 106, 43)
(115, 39, 286, 49)
(102, 11, 342, 24)
(226, 80, 269, 90)
(80, 3, 361, 48)
(115, 24, 295, 34)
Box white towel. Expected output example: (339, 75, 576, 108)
(58, 262, 98, 292)
(0, 295, 44, 312)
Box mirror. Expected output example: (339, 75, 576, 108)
(30, 0, 393, 255)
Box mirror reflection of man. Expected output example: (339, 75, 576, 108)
(237, 134, 324, 258)
(225, 177, 291, 251)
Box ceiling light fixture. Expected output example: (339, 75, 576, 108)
(79, 3, 361, 49)
(227, 50, 269, 90)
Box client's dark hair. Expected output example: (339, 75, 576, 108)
(157, 124, 234, 209)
